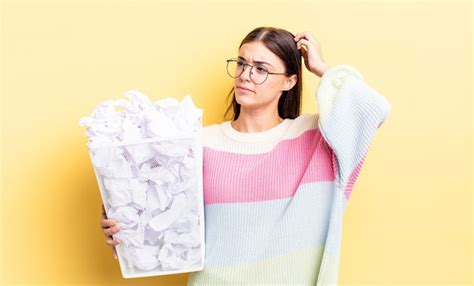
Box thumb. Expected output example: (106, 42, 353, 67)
(300, 48, 310, 67)
(300, 47, 307, 61)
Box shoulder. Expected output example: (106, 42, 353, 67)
(203, 122, 223, 135)
(202, 122, 226, 147)
(282, 113, 319, 139)
(291, 113, 319, 131)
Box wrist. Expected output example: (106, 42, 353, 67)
(315, 62, 331, 77)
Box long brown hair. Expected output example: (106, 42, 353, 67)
(224, 27, 303, 121)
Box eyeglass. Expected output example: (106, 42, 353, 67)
(226, 58, 289, 85)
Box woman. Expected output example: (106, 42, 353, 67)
(100, 26, 391, 285)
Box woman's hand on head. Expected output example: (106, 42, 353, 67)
(294, 32, 331, 77)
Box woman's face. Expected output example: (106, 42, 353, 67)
(234, 41, 297, 111)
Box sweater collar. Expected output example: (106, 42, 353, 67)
(220, 118, 292, 143)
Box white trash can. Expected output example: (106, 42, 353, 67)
(89, 131, 205, 278)
(80, 92, 205, 278)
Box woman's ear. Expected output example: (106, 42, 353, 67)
(283, 74, 298, 91)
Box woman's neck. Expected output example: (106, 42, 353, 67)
(231, 109, 283, 133)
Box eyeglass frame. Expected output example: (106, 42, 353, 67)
(226, 58, 290, 85)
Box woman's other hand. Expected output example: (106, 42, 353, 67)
(100, 204, 120, 259)
(294, 31, 331, 77)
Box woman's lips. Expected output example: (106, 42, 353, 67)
(236, 86, 254, 93)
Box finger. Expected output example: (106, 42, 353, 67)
(293, 32, 308, 41)
(294, 32, 313, 42)
(106, 237, 120, 246)
(296, 38, 311, 50)
(100, 218, 116, 228)
(294, 33, 318, 47)
(300, 46, 308, 57)
(103, 225, 121, 236)
(304, 32, 316, 42)
(103, 227, 113, 237)
(111, 225, 121, 236)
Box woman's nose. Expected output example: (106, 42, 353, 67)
(239, 65, 252, 81)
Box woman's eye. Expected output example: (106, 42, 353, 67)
(236, 61, 244, 66)
(256, 66, 267, 73)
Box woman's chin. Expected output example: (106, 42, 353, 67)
(235, 95, 256, 106)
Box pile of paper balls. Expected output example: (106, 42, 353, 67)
(79, 90, 203, 273)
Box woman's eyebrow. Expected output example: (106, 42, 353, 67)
(238, 56, 273, 67)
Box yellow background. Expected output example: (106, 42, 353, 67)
(1, 0, 472, 285)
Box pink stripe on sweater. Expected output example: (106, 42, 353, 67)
(343, 152, 367, 200)
(203, 129, 337, 204)
(343, 122, 384, 200)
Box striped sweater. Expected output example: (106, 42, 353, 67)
(187, 64, 391, 285)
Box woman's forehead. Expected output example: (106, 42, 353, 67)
(238, 42, 282, 66)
